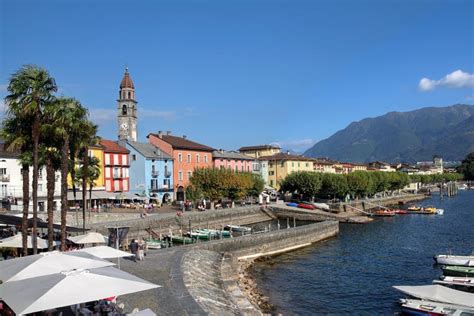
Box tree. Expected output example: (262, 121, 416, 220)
(458, 152, 474, 181)
(0, 114, 34, 255)
(318, 173, 348, 200)
(76, 156, 101, 219)
(190, 168, 225, 208)
(280, 171, 322, 201)
(4, 65, 57, 253)
(346, 171, 372, 198)
(246, 173, 265, 198)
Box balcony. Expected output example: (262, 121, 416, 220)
(151, 170, 159, 178)
(149, 184, 171, 192)
(0, 175, 10, 182)
(112, 174, 123, 179)
(164, 171, 172, 178)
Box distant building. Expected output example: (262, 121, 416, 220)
(100, 139, 130, 192)
(239, 144, 281, 183)
(125, 141, 174, 204)
(212, 150, 253, 172)
(259, 152, 314, 189)
(117, 68, 138, 142)
(415, 156, 444, 174)
(366, 161, 396, 172)
(147, 131, 214, 201)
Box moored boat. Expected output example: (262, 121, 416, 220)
(394, 209, 408, 214)
(297, 203, 315, 210)
(399, 298, 474, 315)
(371, 209, 396, 217)
(172, 236, 195, 245)
(441, 265, 474, 277)
(424, 207, 437, 214)
(433, 276, 474, 289)
(224, 224, 252, 233)
(408, 206, 422, 212)
(434, 255, 474, 267)
(286, 202, 299, 207)
(436, 209, 445, 215)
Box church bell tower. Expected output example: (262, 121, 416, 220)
(117, 67, 138, 141)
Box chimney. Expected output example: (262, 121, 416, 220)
(166, 131, 171, 135)
(158, 130, 163, 139)
(219, 149, 224, 154)
(183, 135, 187, 139)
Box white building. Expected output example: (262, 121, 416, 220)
(0, 144, 62, 212)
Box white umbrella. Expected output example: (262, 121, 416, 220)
(0, 250, 115, 283)
(76, 246, 133, 259)
(0, 266, 160, 315)
(68, 232, 108, 244)
(128, 308, 157, 316)
(0, 233, 50, 249)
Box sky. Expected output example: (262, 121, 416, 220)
(1, 0, 473, 153)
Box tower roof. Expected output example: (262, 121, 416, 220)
(120, 67, 135, 89)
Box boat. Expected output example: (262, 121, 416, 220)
(189, 231, 211, 240)
(436, 209, 445, 215)
(441, 266, 474, 277)
(433, 276, 474, 289)
(408, 206, 422, 211)
(144, 238, 162, 249)
(424, 207, 437, 214)
(313, 202, 330, 211)
(399, 298, 474, 315)
(393, 285, 474, 308)
(297, 203, 315, 210)
(224, 224, 252, 233)
(434, 255, 474, 267)
(171, 236, 195, 245)
(394, 209, 408, 214)
(286, 202, 299, 207)
(371, 209, 396, 217)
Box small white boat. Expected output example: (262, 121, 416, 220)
(434, 276, 474, 289)
(434, 254, 474, 266)
(393, 285, 474, 308)
(399, 298, 474, 315)
(436, 209, 445, 215)
(312, 202, 330, 211)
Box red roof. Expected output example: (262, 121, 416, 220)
(100, 140, 129, 154)
(120, 68, 134, 89)
(148, 133, 214, 152)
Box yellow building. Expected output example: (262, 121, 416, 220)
(238, 144, 281, 159)
(260, 153, 315, 189)
(67, 144, 105, 190)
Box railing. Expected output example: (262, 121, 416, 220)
(151, 171, 159, 178)
(149, 184, 170, 192)
(112, 174, 122, 179)
(164, 171, 172, 178)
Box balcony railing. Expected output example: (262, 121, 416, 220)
(0, 175, 10, 182)
(164, 171, 172, 178)
(149, 184, 170, 192)
(151, 171, 159, 178)
(112, 174, 122, 179)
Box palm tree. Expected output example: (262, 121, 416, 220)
(76, 156, 101, 220)
(50, 97, 88, 250)
(0, 115, 33, 255)
(5, 65, 57, 254)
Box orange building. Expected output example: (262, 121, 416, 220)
(147, 131, 214, 201)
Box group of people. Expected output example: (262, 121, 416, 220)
(129, 239, 147, 262)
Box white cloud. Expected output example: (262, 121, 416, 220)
(419, 70, 474, 91)
(277, 138, 317, 152)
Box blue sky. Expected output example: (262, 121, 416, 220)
(1, 0, 473, 152)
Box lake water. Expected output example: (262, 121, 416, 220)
(252, 190, 474, 315)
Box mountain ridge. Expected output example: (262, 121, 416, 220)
(303, 104, 474, 163)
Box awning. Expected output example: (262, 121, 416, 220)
(393, 285, 474, 307)
(0, 214, 85, 232)
(67, 191, 117, 201)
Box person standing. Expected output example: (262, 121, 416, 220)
(129, 239, 139, 262)
(138, 240, 145, 261)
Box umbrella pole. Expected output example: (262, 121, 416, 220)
(116, 227, 120, 269)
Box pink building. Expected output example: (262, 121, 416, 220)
(212, 150, 253, 172)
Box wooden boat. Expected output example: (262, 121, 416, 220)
(371, 209, 396, 217)
(297, 203, 315, 210)
(434, 255, 474, 267)
(399, 298, 474, 315)
(224, 225, 252, 233)
(408, 206, 422, 211)
(171, 236, 195, 245)
(442, 265, 474, 277)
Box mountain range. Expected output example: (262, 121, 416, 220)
(303, 104, 474, 163)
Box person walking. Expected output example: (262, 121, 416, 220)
(129, 239, 139, 262)
(137, 240, 145, 261)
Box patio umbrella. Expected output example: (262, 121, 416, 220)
(76, 246, 133, 259)
(0, 233, 50, 249)
(68, 232, 108, 244)
(128, 308, 157, 316)
(0, 266, 160, 315)
(0, 250, 115, 283)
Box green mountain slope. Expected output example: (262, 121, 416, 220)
(303, 104, 474, 163)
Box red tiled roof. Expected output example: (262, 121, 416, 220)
(148, 134, 214, 152)
(100, 139, 129, 153)
(120, 68, 134, 89)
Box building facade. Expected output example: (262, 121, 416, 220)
(147, 131, 214, 201)
(117, 68, 138, 142)
(125, 141, 174, 204)
(260, 153, 315, 189)
(100, 139, 130, 192)
(212, 150, 253, 172)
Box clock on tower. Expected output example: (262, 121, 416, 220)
(117, 67, 138, 141)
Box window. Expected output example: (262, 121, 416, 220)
(178, 171, 183, 181)
(235, 166, 238, 172)
(122, 104, 127, 115)
(247, 166, 250, 172)
(187, 171, 192, 180)
(150, 179, 158, 190)
(178, 153, 182, 162)
(292, 162, 294, 167)
(163, 178, 170, 187)
(306, 163, 309, 167)
(132, 154, 136, 161)
(204, 155, 208, 163)
(196, 154, 200, 163)
(1, 184, 7, 197)
(270, 180, 274, 186)
(187, 154, 191, 163)
(0, 168, 6, 175)
(38, 168, 43, 180)
(38, 184, 43, 192)
(269, 171, 275, 176)
(128, 92, 131, 99)
(241, 165, 244, 171)
(281, 161, 284, 167)
(164, 165, 169, 177)
(113, 167, 120, 178)
(298, 162, 300, 167)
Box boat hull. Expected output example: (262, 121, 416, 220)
(435, 255, 474, 267)
(442, 266, 474, 277)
